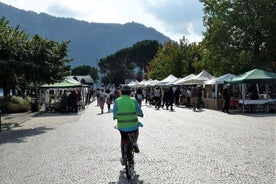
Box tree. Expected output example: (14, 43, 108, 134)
(71, 65, 99, 83)
(200, 0, 276, 74)
(0, 17, 29, 96)
(130, 40, 161, 80)
(26, 34, 71, 85)
(98, 40, 160, 86)
(146, 38, 200, 79)
(99, 53, 135, 87)
(0, 17, 72, 96)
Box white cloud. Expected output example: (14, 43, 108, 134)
(1, 0, 204, 42)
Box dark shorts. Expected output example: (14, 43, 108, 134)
(120, 129, 138, 141)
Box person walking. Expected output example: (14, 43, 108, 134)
(186, 88, 191, 108)
(162, 87, 168, 109)
(191, 84, 199, 111)
(166, 86, 174, 111)
(113, 85, 144, 165)
(197, 85, 203, 110)
(174, 87, 181, 106)
(105, 89, 113, 113)
(222, 84, 231, 113)
(135, 87, 143, 107)
(153, 87, 161, 109)
(98, 88, 106, 114)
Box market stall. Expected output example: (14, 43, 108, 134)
(225, 69, 276, 113)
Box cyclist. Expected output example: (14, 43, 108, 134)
(113, 85, 144, 164)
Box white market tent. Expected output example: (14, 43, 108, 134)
(137, 79, 147, 87)
(143, 79, 153, 87)
(128, 80, 139, 87)
(158, 74, 178, 86)
(204, 73, 236, 98)
(173, 74, 196, 85)
(184, 70, 215, 85)
(165, 78, 182, 86)
(147, 79, 160, 87)
(204, 73, 236, 85)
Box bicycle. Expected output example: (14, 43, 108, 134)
(122, 132, 135, 180)
(114, 126, 136, 180)
(114, 114, 143, 180)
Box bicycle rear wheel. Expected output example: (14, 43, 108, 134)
(125, 159, 134, 180)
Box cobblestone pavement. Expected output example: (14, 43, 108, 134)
(0, 102, 275, 184)
(0, 111, 41, 131)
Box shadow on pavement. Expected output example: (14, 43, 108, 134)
(0, 126, 54, 145)
(242, 113, 276, 118)
(36, 112, 79, 117)
(108, 170, 144, 184)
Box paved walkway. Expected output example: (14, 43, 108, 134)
(0, 102, 275, 184)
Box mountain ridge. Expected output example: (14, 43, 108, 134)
(0, 2, 170, 67)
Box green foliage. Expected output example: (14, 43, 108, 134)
(98, 40, 161, 86)
(0, 96, 31, 113)
(71, 65, 99, 82)
(146, 1, 276, 79)
(0, 17, 72, 96)
(146, 38, 200, 79)
(200, 0, 276, 74)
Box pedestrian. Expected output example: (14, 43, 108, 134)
(105, 89, 113, 113)
(113, 85, 144, 165)
(98, 88, 106, 114)
(166, 86, 174, 111)
(145, 87, 151, 104)
(60, 90, 68, 113)
(162, 87, 168, 108)
(186, 88, 191, 107)
(68, 90, 78, 112)
(153, 87, 161, 109)
(191, 84, 199, 111)
(135, 87, 143, 107)
(222, 84, 231, 113)
(114, 86, 122, 99)
(95, 88, 100, 106)
(197, 85, 203, 110)
(174, 87, 181, 106)
(142, 88, 146, 102)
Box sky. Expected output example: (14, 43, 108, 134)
(1, 0, 205, 42)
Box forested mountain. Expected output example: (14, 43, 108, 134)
(0, 2, 170, 67)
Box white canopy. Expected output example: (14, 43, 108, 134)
(184, 70, 215, 84)
(147, 79, 160, 86)
(136, 79, 147, 87)
(204, 73, 236, 99)
(128, 80, 139, 87)
(158, 74, 178, 86)
(143, 79, 153, 86)
(174, 74, 196, 85)
(204, 73, 236, 85)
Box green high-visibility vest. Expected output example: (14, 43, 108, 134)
(117, 96, 138, 129)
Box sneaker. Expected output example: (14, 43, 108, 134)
(133, 143, 140, 153)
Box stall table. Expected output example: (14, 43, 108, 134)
(239, 99, 276, 112)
